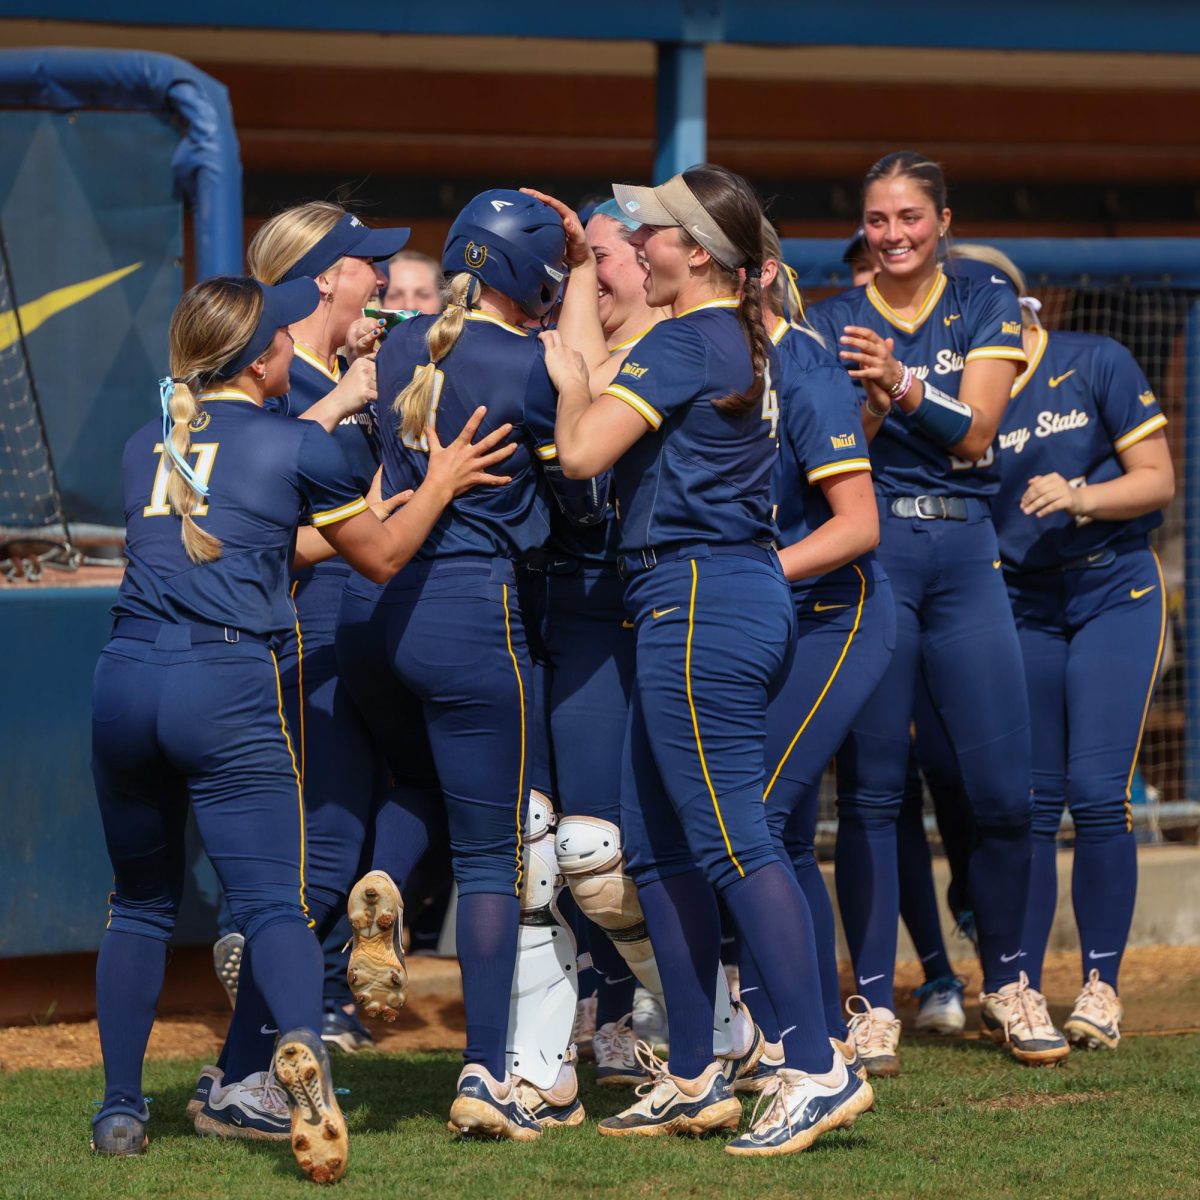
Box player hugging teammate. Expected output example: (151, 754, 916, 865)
(88, 153, 1172, 1181)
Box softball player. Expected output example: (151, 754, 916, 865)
(542, 164, 873, 1156)
(335, 190, 578, 1141)
(737, 221, 894, 1078)
(807, 151, 1035, 1074)
(89, 275, 513, 1181)
(959, 244, 1173, 1053)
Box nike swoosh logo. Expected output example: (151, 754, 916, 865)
(943, 314, 961, 326)
(652, 607, 680, 619)
(1088, 551, 1106, 562)
(920, 951, 939, 963)
(858, 974, 885, 985)
(993, 560, 1002, 569)
(1130, 586, 1156, 599)
(1000, 951, 1027, 963)
(814, 602, 849, 612)
(1048, 370, 1076, 388)
(648, 1097, 676, 1117)
(0, 262, 142, 352)
(1088, 950, 1119, 960)
(260, 1025, 278, 1036)
(990, 275, 1007, 285)
(621, 619, 635, 629)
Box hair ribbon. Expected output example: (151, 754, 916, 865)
(158, 376, 211, 498)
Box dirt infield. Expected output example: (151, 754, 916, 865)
(2, 944, 1196, 1073)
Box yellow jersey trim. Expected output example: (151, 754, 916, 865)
(1114, 414, 1168, 453)
(271, 649, 311, 926)
(1124, 551, 1167, 831)
(769, 317, 790, 346)
(965, 345, 1028, 364)
(1010, 327, 1049, 398)
(865, 268, 946, 333)
(310, 496, 368, 527)
(686, 559, 745, 878)
(293, 342, 341, 383)
(608, 325, 656, 353)
(289, 580, 306, 783)
(675, 296, 740, 319)
(501, 584, 527, 895)
(765, 564, 867, 800)
(807, 457, 872, 484)
(604, 383, 663, 430)
(535, 443, 558, 461)
(465, 310, 530, 337)
(197, 388, 256, 404)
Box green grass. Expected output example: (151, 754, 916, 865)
(2, 1037, 1198, 1199)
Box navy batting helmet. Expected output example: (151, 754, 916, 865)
(443, 190, 566, 319)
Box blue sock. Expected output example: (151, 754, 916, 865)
(736, 950, 780, 1043)
(897, 782, 954, 982)
(246, 920, 323, 1036)
(638, 871, 721, 1080)
(1020, 833, 1058, 991)
(455, 892, 520, 1079)
(1073, 830, 1136, 991)
(723, 861, 832, 1074)
(96, 931, 167, 1116)
(789, 846, 849, 1040)
(834, 809, 899, 1009)
(970, 823, 1033, 992)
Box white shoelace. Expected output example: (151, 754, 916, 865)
(595, 1015, 637, 1064)
(1073, 971, 1116, 1024)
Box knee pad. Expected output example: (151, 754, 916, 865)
(555, 815, 664, 1000)
(507, 791, 578, 1091)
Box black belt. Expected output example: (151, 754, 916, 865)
(617, 540, 776, 580)
(111, 617, 268, 646)
(889, 496, 969, 521)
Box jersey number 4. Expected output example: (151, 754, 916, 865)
(762, 388, 780, 441)
(143, 442, 219, 517)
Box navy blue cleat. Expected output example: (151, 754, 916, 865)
(321, 1005, 376, 1054)
(185, 1065, 222, 1119)
(91, 1105, 150, 1156)
(726, 1058, 875, 1157)
(448, 1064, 543, 1141)
(598, 1043, 742, 1138)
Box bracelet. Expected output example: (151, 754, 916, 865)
(888, 363, 914, 402)
(865, 394, 891, 419)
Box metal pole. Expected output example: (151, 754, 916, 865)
(654, 42, 706, 183)
(1185, 299, 1200, 801)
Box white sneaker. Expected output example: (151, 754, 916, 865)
(193, 1068, 290, 1140)
(1064, 969, 1123, 1051)
(632, 986, 669, 1051)
(595, 1014, 646, 1086)
(725, 1057, 875, 1157)
(572, 994, 598, 1060)
(913, 975, 967, 1035)
(979, 971, 1070, 1066)
(846, 995, 901, 1078)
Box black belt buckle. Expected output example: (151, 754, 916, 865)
(618, 547, 658, 580)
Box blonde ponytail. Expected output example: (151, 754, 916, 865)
(393, 272, 473, 444)
(162, 379, 222, 564)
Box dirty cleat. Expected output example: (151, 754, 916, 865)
(573, 994, 598, 1060)
(725, 1057, 874, 1157)
(1063, 969, 1123, 1050)
(212, 933, 244, 1008)
(914, 975, 967, 1035)
(274, 1027, 349, 1184)
(321, 1005, 375, 1054)
(716, 1001, 766, 1088)
(846, 995, 901, 1078)
(91, 1106, 149, 1156)
(980, 971, 1070, 1067)
(186, 1065, 222, 1119)
(194, 1069, 291, 1140)
(594, 1014, 646, 1087)
(346, 870, 407, 1022)
(514, 1050, 586, 1129)
(598, 1042, 741, 1137)
(632, 986, 669, 1052)
(831, 1036, 869, 1084)
(734, 1038, 783, 1094)
(448, 1064, 543, 1141)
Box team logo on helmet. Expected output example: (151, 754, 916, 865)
(465, 241, 488, 268)
(189, 411, 211, 432)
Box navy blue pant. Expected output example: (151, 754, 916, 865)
(1009, 544, 1165, 991)
(757, 560, 895, 1038)
(835, 502, 1032, 1000)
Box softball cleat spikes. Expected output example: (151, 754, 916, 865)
(346, 870, 407, 1022)
(273, 1028, 349, 1184)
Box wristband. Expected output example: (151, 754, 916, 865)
(905, 383, 973, 449)
(865, 394, 891, 419)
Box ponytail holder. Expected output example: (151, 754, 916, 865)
(1019, 295, 1042, 316)
(158, 376, 210, 498)
(744, 265, 762, 280)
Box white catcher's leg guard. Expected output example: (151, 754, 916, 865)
(505, 792, 579, 1094)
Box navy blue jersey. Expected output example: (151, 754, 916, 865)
(602, 299, 777, 550)
(808, 260, 1026, 497)
(376, 310, 553, 560)
(113, 390, 367, 636)
(994, 328, 1167, 570)
(268, 345, 380, 495)
(772, 319, 872, 560)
